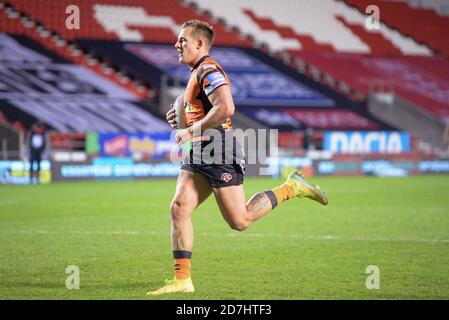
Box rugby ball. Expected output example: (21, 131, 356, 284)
(173, 93, 187, 129)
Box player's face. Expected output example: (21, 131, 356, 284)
(175, 27, 200, 67)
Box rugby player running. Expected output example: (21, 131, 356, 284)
(148, 20, 328, 295)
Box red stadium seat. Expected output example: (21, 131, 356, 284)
(345, 0, 449, 56)
(5, 0, 253, 46)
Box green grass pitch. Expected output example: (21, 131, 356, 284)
(1, 175, 449, 299)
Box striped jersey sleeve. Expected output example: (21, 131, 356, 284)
(197, 63, 228, 96)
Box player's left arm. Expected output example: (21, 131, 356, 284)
(175, 84, 234, 145)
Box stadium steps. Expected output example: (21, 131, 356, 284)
(4, 0, 253, 46)
(188, 0, 430, 54)
(0, 2, 150, 99)
(291, 50, 449, 120)
(344, 0, 449, 57)
(186, 0, 366, 103)
(187, 0, 432, 105)
(243, 8, 336, 52)
(334, 15, 402, 55)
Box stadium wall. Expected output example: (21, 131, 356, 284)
(368, 94, 446, 148)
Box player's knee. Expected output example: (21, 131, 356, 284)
(170, 199, 190, 222)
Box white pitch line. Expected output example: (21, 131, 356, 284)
(0, 230, 448, 244)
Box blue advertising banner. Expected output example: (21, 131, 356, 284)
(98, 132, 177, 159)
(323, 131, 410, 154)
(0, 161, 51, 184)
(419, 161, 449, 173)
(125, 44, 334, 107)
(59, 160, 180, 179)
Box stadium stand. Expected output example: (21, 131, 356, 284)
(78, 39, 391, 133)
(333, 15, 402, 55)
(1, 0, 448, 184)
(1, 0, 447, 152)
(345, 0, 449, 56)
(4, 0, 253, 46)
(187, 0, 431, 54)
(410, 0, 449, 16)
(0, 1, 150, 99)
(0, 0, 403, 145)
(293, 51, 449, 118)
(0, 33, 170, 133)
(185, 0, 448, 148)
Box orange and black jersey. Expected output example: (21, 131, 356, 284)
(184, 55, 232, 130)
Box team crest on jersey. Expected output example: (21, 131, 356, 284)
(184, 102, 198, 113)
(221, 173, 232, 183)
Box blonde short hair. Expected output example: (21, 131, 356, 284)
(182, 19, 215, 47)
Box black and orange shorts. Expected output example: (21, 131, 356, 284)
(180, 132, 246, 188)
